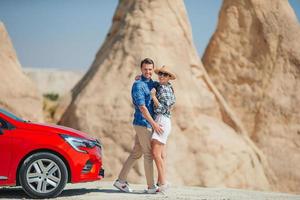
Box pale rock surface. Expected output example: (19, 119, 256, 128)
(202, 0, 300, 193)
(23, 68, 84, 123)
(24, 68, 84, 95)
(0, 22, 43, 122)
(60, 0, 274, 190)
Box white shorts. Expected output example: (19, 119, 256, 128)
(152, 114, 171, 144)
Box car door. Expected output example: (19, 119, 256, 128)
(0, 118, 13, 182)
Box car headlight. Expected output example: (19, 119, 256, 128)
(60, 134, 99, 153)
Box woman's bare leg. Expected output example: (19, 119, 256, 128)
(161, 144, 167, 184)
(151, 139, 166, 185)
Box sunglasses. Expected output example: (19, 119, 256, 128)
(158, 72, 171, 77)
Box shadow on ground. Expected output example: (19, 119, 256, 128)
(0, 187, 123, 199)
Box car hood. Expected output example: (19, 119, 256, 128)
(22, 122, 95, 140)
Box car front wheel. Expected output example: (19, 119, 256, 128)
(19, 152, 68, 198)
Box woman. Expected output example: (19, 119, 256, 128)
(150, 65, 176, 193)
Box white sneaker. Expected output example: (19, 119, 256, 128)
(146, 185, 159, 194)
(158, 184, 169, 194)
(157, 181, 171, 187)
(113, 180, 133, 193)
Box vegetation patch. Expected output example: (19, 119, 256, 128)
(43, 93, 60, 123)
(43, 93, 59, 101)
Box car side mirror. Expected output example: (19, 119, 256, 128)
(0, 128, 3, 135)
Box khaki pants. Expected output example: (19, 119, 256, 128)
(118, 125, 154, 187)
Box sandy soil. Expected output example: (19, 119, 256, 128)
(0, 181, 299, 200)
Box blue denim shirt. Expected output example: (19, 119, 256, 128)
(131, 75, 157, 128)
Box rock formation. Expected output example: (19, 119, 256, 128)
(0, 22, 43, 122)
(202, 0, 300, 193)
(24, 68, 84, 95)
(60, 0, 275, 190)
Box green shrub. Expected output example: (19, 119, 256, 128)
(43, 93, 59, 101)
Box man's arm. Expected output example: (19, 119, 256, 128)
(132, 82, 163, 134)
(139, 105, 163, 134)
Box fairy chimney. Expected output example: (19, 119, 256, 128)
(203, 0, 300, 193)
(60, 0, 275, 190)
(0, 22, 43, 122)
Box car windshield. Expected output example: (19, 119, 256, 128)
(0, 108, 25, 122)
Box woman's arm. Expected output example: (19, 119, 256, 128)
(151, 88, 160, 107)
(152, 95, 160, 107)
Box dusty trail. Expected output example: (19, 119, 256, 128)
(0, 181, 299, 200)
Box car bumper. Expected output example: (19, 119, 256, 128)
(69, 146, 104, 183)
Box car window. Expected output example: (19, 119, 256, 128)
(0, 118, 9, 129)
(0, 109, 25, 122)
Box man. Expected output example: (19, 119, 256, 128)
(114, 58, 163, 194)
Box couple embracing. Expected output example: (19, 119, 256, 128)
(114, 58, 176, 194)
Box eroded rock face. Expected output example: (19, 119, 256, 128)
(24, 68, 84, 95)
(0, 22, 43, 122)
(203, 0, 300, 193)
(60, 0, 272, 190)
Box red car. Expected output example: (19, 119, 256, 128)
(0, 108, 104, 198)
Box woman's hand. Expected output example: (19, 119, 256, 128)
(135, 75, 141, 80)
(151, 88, 156, 97)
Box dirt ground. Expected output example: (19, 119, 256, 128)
(0, 181, 299, 200)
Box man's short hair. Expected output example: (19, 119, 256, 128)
(140, 58, 154, 68)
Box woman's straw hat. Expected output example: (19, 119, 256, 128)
(154, 65, 176, 80)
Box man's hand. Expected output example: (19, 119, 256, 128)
(152, 121, 163, 135)
(139, 105, 163, 134)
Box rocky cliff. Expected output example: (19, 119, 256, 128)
(60, 0, 275, 191)
(24, 68, 84, 95)
(0, 22, 43, 122)
(202, 0, 300, 193)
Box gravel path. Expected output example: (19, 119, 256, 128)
(0, 181, 299, 200)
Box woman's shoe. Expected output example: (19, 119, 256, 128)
(146, 185, 159, 194)
(158, 183, 169, 194)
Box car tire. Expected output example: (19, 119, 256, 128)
(19, 152, 68, 199)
